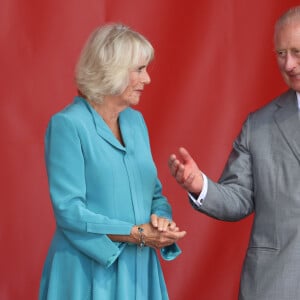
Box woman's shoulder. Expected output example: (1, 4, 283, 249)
(50, 97, 91, 122)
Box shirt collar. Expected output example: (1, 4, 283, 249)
(297, 92, 300, 110)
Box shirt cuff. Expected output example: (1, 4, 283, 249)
(188, 173, 208, 207)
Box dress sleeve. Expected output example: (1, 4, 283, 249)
(45, 114, 133, 267)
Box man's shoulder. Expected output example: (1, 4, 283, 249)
(252, 89, 295, 116)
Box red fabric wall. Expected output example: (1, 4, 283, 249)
(1, 1, 298, 299)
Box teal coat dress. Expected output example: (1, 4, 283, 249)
(39, 97, 181, 300)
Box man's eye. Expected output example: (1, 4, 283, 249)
(276, 50, 286, 58)
(292, 49, 300, 57)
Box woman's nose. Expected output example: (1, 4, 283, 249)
(142, 70, 151, 84)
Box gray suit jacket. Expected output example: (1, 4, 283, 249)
(192, 89, 300, 300)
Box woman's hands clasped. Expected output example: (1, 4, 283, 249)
(131, 214, 186, 249)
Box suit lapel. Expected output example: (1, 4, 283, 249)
(274, 90, 300, 162)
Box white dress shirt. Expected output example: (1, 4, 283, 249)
(190, 91, 300, 207)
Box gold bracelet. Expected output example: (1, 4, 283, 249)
(137, 226, 145, 248)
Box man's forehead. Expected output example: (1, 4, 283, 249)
(275, 21, 300, 44)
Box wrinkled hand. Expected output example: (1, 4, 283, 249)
(133, 214, 186, 249)
(150, 214, 179, 232)
(168, 147, 203, 194)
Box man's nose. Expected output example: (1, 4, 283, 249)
(284, 52, 297, 72)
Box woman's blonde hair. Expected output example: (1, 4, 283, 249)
(75, 23, 154, 103)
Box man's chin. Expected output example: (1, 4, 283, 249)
(289, 83, 300, 93)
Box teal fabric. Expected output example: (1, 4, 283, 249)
(39, 97, 181, 300)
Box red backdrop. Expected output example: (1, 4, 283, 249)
(1, 1, 298, 299)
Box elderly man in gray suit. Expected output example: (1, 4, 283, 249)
(168, 6, 300, 300)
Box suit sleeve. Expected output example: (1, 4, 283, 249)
(192, 115, 255, 221)
(45, 114, 133, 268)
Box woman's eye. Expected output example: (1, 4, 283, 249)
(135, 65, 147, 73)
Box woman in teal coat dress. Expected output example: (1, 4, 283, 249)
(39, 23, 186, 300)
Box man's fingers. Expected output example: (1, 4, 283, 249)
(178, 147, 191, 162)
(168, 155, 180, 177)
